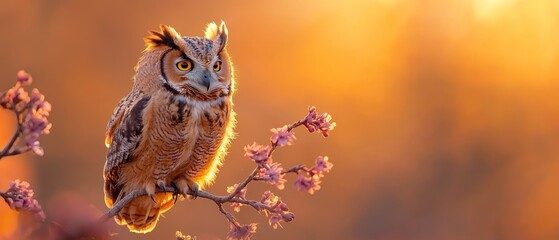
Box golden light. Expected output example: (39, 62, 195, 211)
(473, 0, 517, 20)
(1, 0, 559, 239)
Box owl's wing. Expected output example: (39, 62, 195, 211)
(103, 95, 151, 206)
(105, 94, 132, 147)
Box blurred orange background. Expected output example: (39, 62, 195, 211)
(1, 0, 559, 239)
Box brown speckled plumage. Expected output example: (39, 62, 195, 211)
(103, 23, 235, 233)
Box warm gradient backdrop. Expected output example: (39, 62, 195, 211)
(1, 0, 559, 239)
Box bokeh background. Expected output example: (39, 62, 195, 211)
(1, 0, 559, 239)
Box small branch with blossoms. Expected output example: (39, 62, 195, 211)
(0, 71, 50, 236)
(0, 179, 46, 222)
(100, 106, 336, 240)
(0, 70, 52, 159)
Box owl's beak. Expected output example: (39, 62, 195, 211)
(202, 71, 211, 91)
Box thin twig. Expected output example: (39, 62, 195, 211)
(0, 106, 31, 160)
(0, 124, 23, 160)
(281, 165, 306, 174)
(252, 165, 306, 182)
(223, 167, 259, 202)
(5, 146, 31, 157)
(218, 203, 240, 227)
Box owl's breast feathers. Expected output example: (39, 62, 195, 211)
(103, 89, 233, 208)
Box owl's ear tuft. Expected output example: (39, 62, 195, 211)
(205, 21, 228, 51)
(144, 25, 181, 50)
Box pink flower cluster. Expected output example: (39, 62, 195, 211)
(24, 88, 52, 156)
(226, 223, 257, 240)
(303, 106, 336, 137)
(244, 143, 271, 167)
(0, 70, 52, 156)
(227, 184, 247, 212)
(221, 107, 335, 239)
(1, 179, 46, 222)
(1, 71, 32, 111)
(294, 156, 333, 194)
(313, 155, 334, 176)
(270, 125, 296, 147)
(245, 143, 287, 190)
(294, 173, 321, 194)
(257, 162, 287, 190)
(260, 191, 294, 229)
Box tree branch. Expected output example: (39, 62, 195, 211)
(99, 187, 228, 223)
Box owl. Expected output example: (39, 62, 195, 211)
(103, 22, 236, 233)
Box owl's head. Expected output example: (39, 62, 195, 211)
(135, 22, 233, 101)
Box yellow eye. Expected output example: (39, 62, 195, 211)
(213, 61, 222, 71)
(176, 60, 192, 71)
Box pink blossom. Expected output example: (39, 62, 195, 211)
(303, 106, 336, 137)
(268, 206, 295, 229)
(227, 184, 247, 212)
(268, 211, 295, 229)
(23, 113, 52, 156)
(281, 211, 295, 222)
(294, 173, 322, 195)
(0, 88, 16, 109)
(258, 191, 294, 229)
(270, 125, 296, 147)
(260, 191, 283, 214)
(312, 156, 333, 177)
(257, 162, 286, 190)
(24, 114, 51, 137)
(268, 213, 283, 229)
(16, 70, 32, 87)
(2, 179, 45, 222)
(35, 101, 52, 117)
(1, 70, 35, 110)
(260, 190, 277, 207)
(0, 89, 12, 109)
(30, 88, 43, 103)
(1, 87, 30, 111)
(29, 141, 45, 156)
(21, 91, 52, 156)
(226, 223, 257, 240)
(30, 88, 52, 116)
(244, 142, 270, 165)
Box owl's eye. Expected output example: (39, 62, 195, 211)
(213, 61, 222, 71)
(176, 60, 192, 71)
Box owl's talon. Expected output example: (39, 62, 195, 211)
(170, 181, 180, 204)
(172, 176, 199, 199)
(189, 183, 199, 200)
(149, 193, 156, 203)
(157, 180, 167, 194)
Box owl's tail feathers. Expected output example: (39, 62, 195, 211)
(113, 192, 175, 233)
